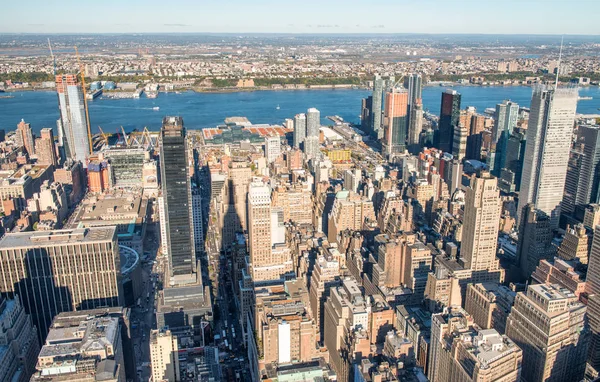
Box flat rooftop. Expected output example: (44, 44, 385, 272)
(0, 227, 117, 249)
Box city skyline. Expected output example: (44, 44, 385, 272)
(2, 0, 600, 34)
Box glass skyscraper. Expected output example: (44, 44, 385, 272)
(55, 74, 91, 166)
(160, 116, 196, 277)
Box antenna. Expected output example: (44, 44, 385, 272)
(555, 36, 564, 88)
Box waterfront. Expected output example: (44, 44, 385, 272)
(0, 86, 599, 134)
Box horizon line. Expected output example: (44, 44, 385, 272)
(1, 32, 599, 37)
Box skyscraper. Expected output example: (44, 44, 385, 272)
(306, 107, 320, 138)
(383, 89, 408, 155)
(36, 127, 58, 166)
(518, 85, 578, 228)
(371, 75, 384, 139)
(492, 100, 519, 177)
(451, 124, 467, 161)
(516, 203, 555, 279)
(55, 74, 91, 165)
(435, 89, 461, 153)
(360, 96, 372, 133)
(571, 125, 600, 213)
(498, 131, 526, 194)
(0, 227, 123, 341)
(408, 100, 424, 153)
(293, 113, 306, 149)
(461, 172, 504, 282)
(405, 73, 423, 107)
(16, 119, 35, 156)
(264, 135, 281, 163)
(160, 116, 196, 278)
(248, 181, 292, 282)
(506, 283, 589, 382)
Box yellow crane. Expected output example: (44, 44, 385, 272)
(74, 46, 93, 156)
(97, 126, 109, 147)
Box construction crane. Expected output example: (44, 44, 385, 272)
(74, 46, 94, 155)
(120, 126, 128, 147)
(47, 38, 56, 75)
(97, 126, 109, 147)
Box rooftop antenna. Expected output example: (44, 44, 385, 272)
(555, 35, 564, 88)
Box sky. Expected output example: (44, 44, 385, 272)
(2, 0, 599, 35)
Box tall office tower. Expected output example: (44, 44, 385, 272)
(35, 127, 58, 166)
(461, 172, 504, 282)
(383, 89, 409, 155)
(428, 308, 522, 382)
(492, 100, 519, 145)
(192, 187, 204, 253)
(451, 124, 467, 161)
(150, 329, 180, 382)
(16, 119, 35, 156)
(518, 85, 578, 228)
(405, 73, 423, 107)
(371, 75, 385, 139)
(360, 96, 372, 133)
(585, 204, 600, 230)
(309, 254, 340, 343)
(264, 134, 281, 163)
(248, 182, 290, 282)
(498, 131, 526, 194)
(557, 223, 589, 264)
(0, 227, 123, 341)
(303, 136, 320, 160)
(516, 204, 555, 279)
(585, 226, 600, 370)
(323, 277, 369, 381)
(465, 283, 515, 334)
(570, 125, 600, 215)
(160, 116, 196, 279)
(408, 100, 424, 153)
(492, 100, 519, 177)
(306, 107, 320, 138)
(506, 283, 589, 382)
(562, 144, 584, 216)
(293, 113, 306, 148)
(0, 297, 39, 381)
(435, 89, 461, 153)
(55, 74, 91, 165)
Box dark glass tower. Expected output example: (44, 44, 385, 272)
(160, 116, 195, 277)
(435, 89, 461, 153)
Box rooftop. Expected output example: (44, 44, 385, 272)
(0, 227, 116, 249)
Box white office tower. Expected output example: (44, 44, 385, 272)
(306, 107, 321, 137)
(293, 113, 306, 148)
(264, 135, 281, 163)
(518, 85, 578, 228)
(304, 136, 320, 160)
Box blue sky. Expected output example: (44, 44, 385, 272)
(3, 0, 599, 34)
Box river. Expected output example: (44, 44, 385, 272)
(0, 86, 599, 134)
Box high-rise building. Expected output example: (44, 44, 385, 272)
(405, 73, 423, 107)
(309, 254, 340, 343)
(498, 131, 526, 194)
(159, 116, 196, 278)
(150, 329, 180, 382)
(557, 223, 589, 264)
(264, 134, 281, 163)
(306, 108, 320, 138)
(304, 136, 320, 160)
(435, 89, 461, 153)
(492, 100, 519, 177)
(248, 181, 293, 282)
(343, 168, 362, 193)
(383, 89, 408, 155)
(464, 282, 515, 334)
(192, 187, 204, 253)
(517, 203, 555, 279)
(16, 119, 35, 156)
(451, 124, 467, 161)
(360, 96, 372, 133)
(506, 283, 589, 382)
(518, 85, 578, 228)
(55, 74, 91, 165)
(0, 297, 39, 381)
(428, 308, 522, 382)
(569, 125, 600, 215)
(0, 227, 123, 341)
(371, 75, 384, 139)
(35, 127, 58, 167)
(327, 190, 375, 245)
(461, 172, 504, 282)
(408, 100, 424, 153)
(293, 113, 306, 148)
